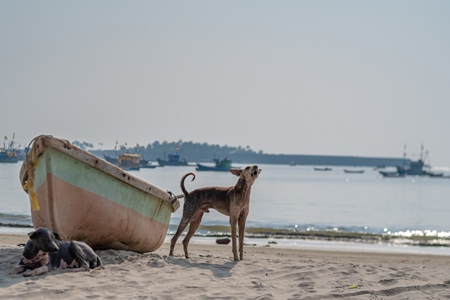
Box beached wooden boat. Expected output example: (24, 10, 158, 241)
(19, 135, 180, 253)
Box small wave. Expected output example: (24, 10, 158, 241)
(0, 222, 33, 228)
(0, 213, 32, 227)
(167, 224, 450, 247)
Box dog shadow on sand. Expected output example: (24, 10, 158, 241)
(164, 255, 237, 278)
(97, 249, 237, 278)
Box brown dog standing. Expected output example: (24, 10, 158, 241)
(169, 165, 261, 261)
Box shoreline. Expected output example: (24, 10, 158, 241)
(3, 227, 450, 257)
(2, 233, 450, 299)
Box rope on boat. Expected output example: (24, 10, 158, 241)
(167, 191, 184, 201)
(22, 135, 70, 211)
(22, 137, 44, 211)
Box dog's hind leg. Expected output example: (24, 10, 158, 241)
(68, 242, 89, 271)
(182, 211, 204, 259)
(169, 218, 191, 256)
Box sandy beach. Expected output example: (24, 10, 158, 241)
(1, 233, 450, 299)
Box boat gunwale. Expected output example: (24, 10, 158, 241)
(20, 135, 180, 212)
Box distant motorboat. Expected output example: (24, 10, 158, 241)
(428, 172, 444, 177)
(140, 161, 157, 169)
(314, 167, 332, 171)
(379, 170, 405, 178)
(139, 157, 150, 167)
(344, 169, 364, 174)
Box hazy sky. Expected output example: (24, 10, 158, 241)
(1, 1, 449, 167)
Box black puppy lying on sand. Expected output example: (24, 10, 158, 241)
(12, 227, 102, 277)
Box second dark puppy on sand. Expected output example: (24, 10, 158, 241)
(12, 228, 102, 277)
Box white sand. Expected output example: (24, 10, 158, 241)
(1, 233, 450, 299)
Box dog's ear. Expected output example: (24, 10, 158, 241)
(28, 230, 39, 239)
(229, 169, 241, 177)
(53, 232, 62, 240)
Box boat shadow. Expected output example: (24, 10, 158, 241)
(165, 256, 237, 278)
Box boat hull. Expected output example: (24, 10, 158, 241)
(344, 169, 364, 174)
(103, 154, 118, 165)
(379, 171, 405, 178)
(20, 136, 180, 253)
(196, 163, 231, 172)
(156, 158, 188, 166)
(0, 153, 18, 163)
(314, 167, 332, 171)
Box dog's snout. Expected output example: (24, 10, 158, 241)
(49, 242, 59, 252)
(250, 165, 260, 177)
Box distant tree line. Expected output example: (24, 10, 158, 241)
(72, 141, 94, 150)
(77, 140, 263, 163)
(78, 139, 405, 167)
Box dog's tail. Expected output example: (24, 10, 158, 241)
(180, 172, 195, 197)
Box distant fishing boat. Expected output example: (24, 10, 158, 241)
(20, 135, 180, 253)
(196, 157, 233, 172)
(0, 134, 19, 163)
(103, 152, 118, 165)
(392, 144, 435, 177)
(314, 167, 332, 171)
(104, 151, 151, 169)
(118, 153, 141, 171)
(0, 148, 18, 163)
(157, 154, 188, 166)
(396, 159, 431, 176)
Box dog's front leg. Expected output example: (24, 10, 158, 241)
(229, 216, 239, 261)
(238, 211, 249, 260)
(22, 265, 49, 277)
(12, 265, 26, 274)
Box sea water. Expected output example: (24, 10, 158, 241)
(2, 161, 450, 255)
